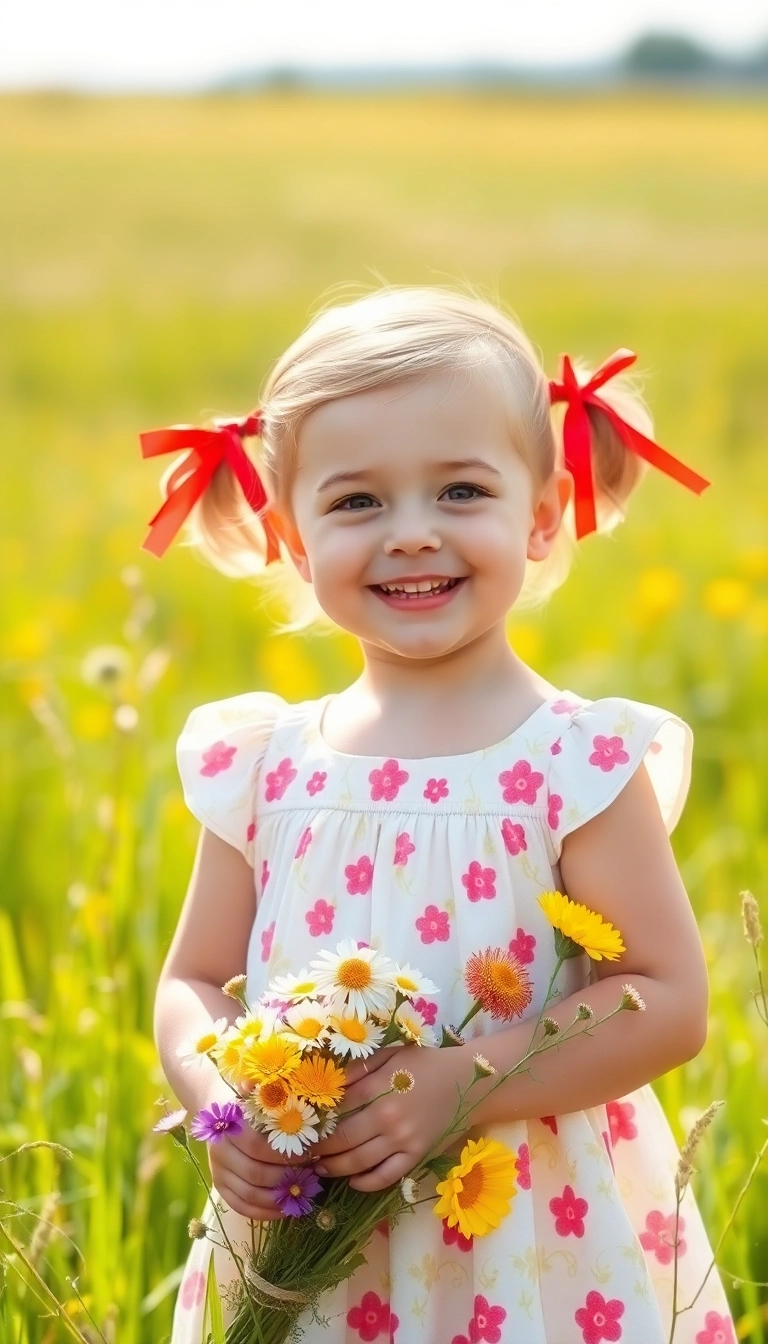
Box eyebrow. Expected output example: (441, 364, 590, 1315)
(316, 457, 504, 494)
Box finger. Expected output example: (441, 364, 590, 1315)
(229, 1127, 294, 1164)
(344, 1045, 403, 1084)
(216, 1171, 283, 1218)
(349, 1152, 412, 1193)
(211, 1144, 290, 1189)
(315, 1136, 393, 1179)
(313, 1112, 374, 1157)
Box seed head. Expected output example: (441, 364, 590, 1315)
(741, 890, 763, 949)
(620, 984, 646, 1013)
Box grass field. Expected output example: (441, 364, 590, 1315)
(1, 90, 767, 1341)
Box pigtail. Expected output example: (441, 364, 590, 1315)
(178, 425, 276, 579)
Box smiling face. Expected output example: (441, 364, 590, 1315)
(278, 365, 570, 665)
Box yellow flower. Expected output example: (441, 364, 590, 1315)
(240, 1034, 301, 1086)
(703, 578, 748, 620)
(434, 1137, 517, 1239)
(291, 1055, 347, 1109)
(538, 890, 625, 962)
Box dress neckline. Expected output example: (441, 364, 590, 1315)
(312, 689, 578, 764)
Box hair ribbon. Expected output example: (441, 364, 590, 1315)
(549, 349, 710, 539)
(139, 413, 281, 561)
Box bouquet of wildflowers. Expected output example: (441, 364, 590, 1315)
(155, 896, 642, 1343)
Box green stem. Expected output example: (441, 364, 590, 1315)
(184, 1145, 261, 1334)
(0, 1222, 93, 1344)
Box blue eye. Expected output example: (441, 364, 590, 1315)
(333, 494, 378, 511)
(442, 483, 488, 501)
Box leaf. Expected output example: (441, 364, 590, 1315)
(423, 1154, 456, 1182)
(204, 1255, 226, 1344)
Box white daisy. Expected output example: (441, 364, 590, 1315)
(327, 1013, 385, 1059)
(392, 963, 439, 999)
(233, 1009, 278, 1046)
(317, 1109, 338, 1138)
(263, 1099, 320, 1156)
(280, 1000, 330, 1052)
(176, 1018, 229, 1067)
(310, 940, 397, 1019)
(394, 1003, 437, 1047)
(268, 970, 321, 1002)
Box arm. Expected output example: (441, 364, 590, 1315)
(469, 762, 709, 1124)
(154, 826, 289, 1219)
(154, 826, 255, 1114)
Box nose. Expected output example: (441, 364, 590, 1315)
(383, 511, 442, 557)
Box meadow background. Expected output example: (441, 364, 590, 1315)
(1, 89, 767, 1341)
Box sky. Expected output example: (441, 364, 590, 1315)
(1, 0, 767, 91)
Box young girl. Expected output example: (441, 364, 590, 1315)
(150, 289, 734, 1344)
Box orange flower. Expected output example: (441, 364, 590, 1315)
(465, 948, 533, 1021)
(291, 1055, 347, 1109)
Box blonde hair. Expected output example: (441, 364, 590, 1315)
(172, 286, 653, 631)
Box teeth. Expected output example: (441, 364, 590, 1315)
(378, 579, 457, 596)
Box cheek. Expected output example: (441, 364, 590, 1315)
(310, 527, 369, 589)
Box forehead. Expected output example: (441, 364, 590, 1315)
(294, 366, 517, 484)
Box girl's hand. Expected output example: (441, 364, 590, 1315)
(314, 1044, 471, 1191)
(208, 1121, 297, 1221)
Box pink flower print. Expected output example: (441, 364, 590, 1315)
(462, 860, 497, 903)
(695, 1312, 736, 1344)
(347, 1291, 397, 1342)
(515, 1142, 531, 1190)
(345, 855, 373, 895)
(552, 698, 580, 715)
(550, 737, 563, 755)
(424, 776, 449, 803)
(200, 741, 236, 777)
(260, 858, 270, 892)
(260, 921, 275, 963)
(501, 819, 527, 856)
(179, 1268, 206, 1310)
(575, 1291, 625, 1344)
(468, 1294, 506, 1344)
(294, 826, 312, 860)
(589, 734, 630, 773)
(306, 899, 334, 938)
(498, 759, 544, 806)
(547, 791, 563, 830)
(540, 1114, 558, 1134)
(413, 997, 437, 1025)
(648, 739, 663, 755)
(375, 1218, 389, 1238)
(264, 756, 297, 801)
(639, 1209, 687, 1265)
(508, 927, 536, 966)
(368, 759, 409, 803)
(416, 904, 450, 944)
(442, 1219, 473, 1252)
(246, 821, 256, 843)
(607, 1099, 637, 1145)
(550, 1184, 589, 1238)
(306, 770, 327, 796)
(394, 831, 415, 866)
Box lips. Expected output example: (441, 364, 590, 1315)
(369, 576, 467, 608)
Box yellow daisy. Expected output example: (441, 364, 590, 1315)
(252, 1074, 296, 1115)
(537, 890, 625, 962)
(291, 1055, 347, 1109)
(434, 1137, 518, 1239)
(264, 1099, 319, 1156)
(240, 1034, 301, 1086)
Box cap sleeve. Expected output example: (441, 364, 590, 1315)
(548, 697, 693, 860)
(176, 691, 285, 863)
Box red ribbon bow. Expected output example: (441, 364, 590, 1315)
(139, 413, 281, 561)
(549, 349, 710, 539)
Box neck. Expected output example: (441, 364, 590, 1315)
(355, 623, 533, 709)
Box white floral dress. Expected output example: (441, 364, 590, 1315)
(170, 689, 734, 1344)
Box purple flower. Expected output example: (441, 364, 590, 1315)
(273, 1166, 323, 1217)
(190, 1101, 245, 1144)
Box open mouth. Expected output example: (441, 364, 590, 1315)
(370, 577, 465, 601)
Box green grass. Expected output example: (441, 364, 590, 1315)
(1, 90, 767, 1341)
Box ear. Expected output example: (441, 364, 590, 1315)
(265, 507, 313, 583)
(527, 469, 573, 561)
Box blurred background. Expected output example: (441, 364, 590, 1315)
(1, 2, 767, 1339)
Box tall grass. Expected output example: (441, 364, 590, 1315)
(1, 91, 767, 1340)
